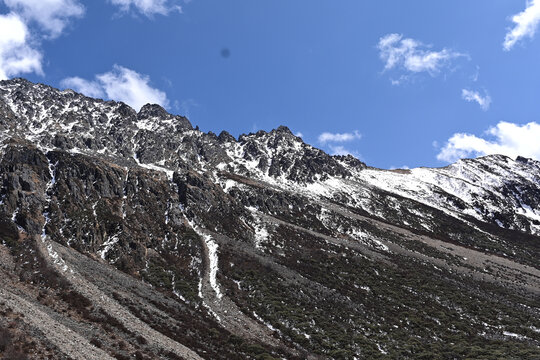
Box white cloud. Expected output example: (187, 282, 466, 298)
(109, 0, 183, 16)
(329, 145, 360, 157)
(461, 89, 492, 111)
(4, 0, 85, 39)
(329, 145, 350, 156)
(0, 12, 42, 80)
(378, 33, 464, 77)
(0, 0, 84, 79)
(503, 0, 540, 51)
(318, 130, 362, 157)
(437, 121, 540, 162)
(294, 132, 304, 138)
(318, 130, 361, 144)
(61, 65, 169, 110)
(60, 76, 105, 98)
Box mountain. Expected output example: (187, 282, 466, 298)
(0, 78, 538, 359)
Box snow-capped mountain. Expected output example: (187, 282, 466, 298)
(0, 79, 538, 359)
(2, 78, 539, 236)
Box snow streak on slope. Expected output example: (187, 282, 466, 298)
(203, 233, 223, 300)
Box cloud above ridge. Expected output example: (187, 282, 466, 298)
(61, 65, 169, 110)
(318, 130, 362, 144)
(317, 130, 362, 157)
(437, 121, 540, 162)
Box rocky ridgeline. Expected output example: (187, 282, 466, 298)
(0, 78, 539, 359)
(2, 78, 539, 237)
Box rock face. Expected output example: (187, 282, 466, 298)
(0, 78, 539, 359)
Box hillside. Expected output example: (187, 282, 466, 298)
(0, 78, 539, 359)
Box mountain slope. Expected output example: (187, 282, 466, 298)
(0, 78, 539, 359)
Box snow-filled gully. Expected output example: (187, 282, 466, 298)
(187, 223, 284, 349)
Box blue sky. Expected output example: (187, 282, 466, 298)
(1, 1, 540, 168)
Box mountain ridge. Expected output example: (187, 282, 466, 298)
(0, 78, 538, 359)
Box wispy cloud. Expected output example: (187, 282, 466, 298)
(0, 12, 43, 80)
(176, 98, 198, 118)
(109, 0, 183, 17)
(461, 89, 491, 111)
(61, 65, 169, 110)
(503, 0, 540, 51)
(328, 145, 360, 157)
(4, 0, 85, 39)
(471, 66, 480, 82)
(437, 121, 540, 162)
(318, 130, 361, 144)
(317, 130, 362, 157)
(61, 76, 105, 98)
(377, 33, 465, 81)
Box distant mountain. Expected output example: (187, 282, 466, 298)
(0, 78, 538, 359)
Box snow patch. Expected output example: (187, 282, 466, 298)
(98, 235, 119, 260)
(46, 243, 69, 272)
(204, 234, 223, 299)
(252, 312, 280, 333)
(503, 331, 527, 340)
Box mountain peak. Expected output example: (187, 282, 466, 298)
(274, 125, 293, 135)
(137, 103, 170, 119)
